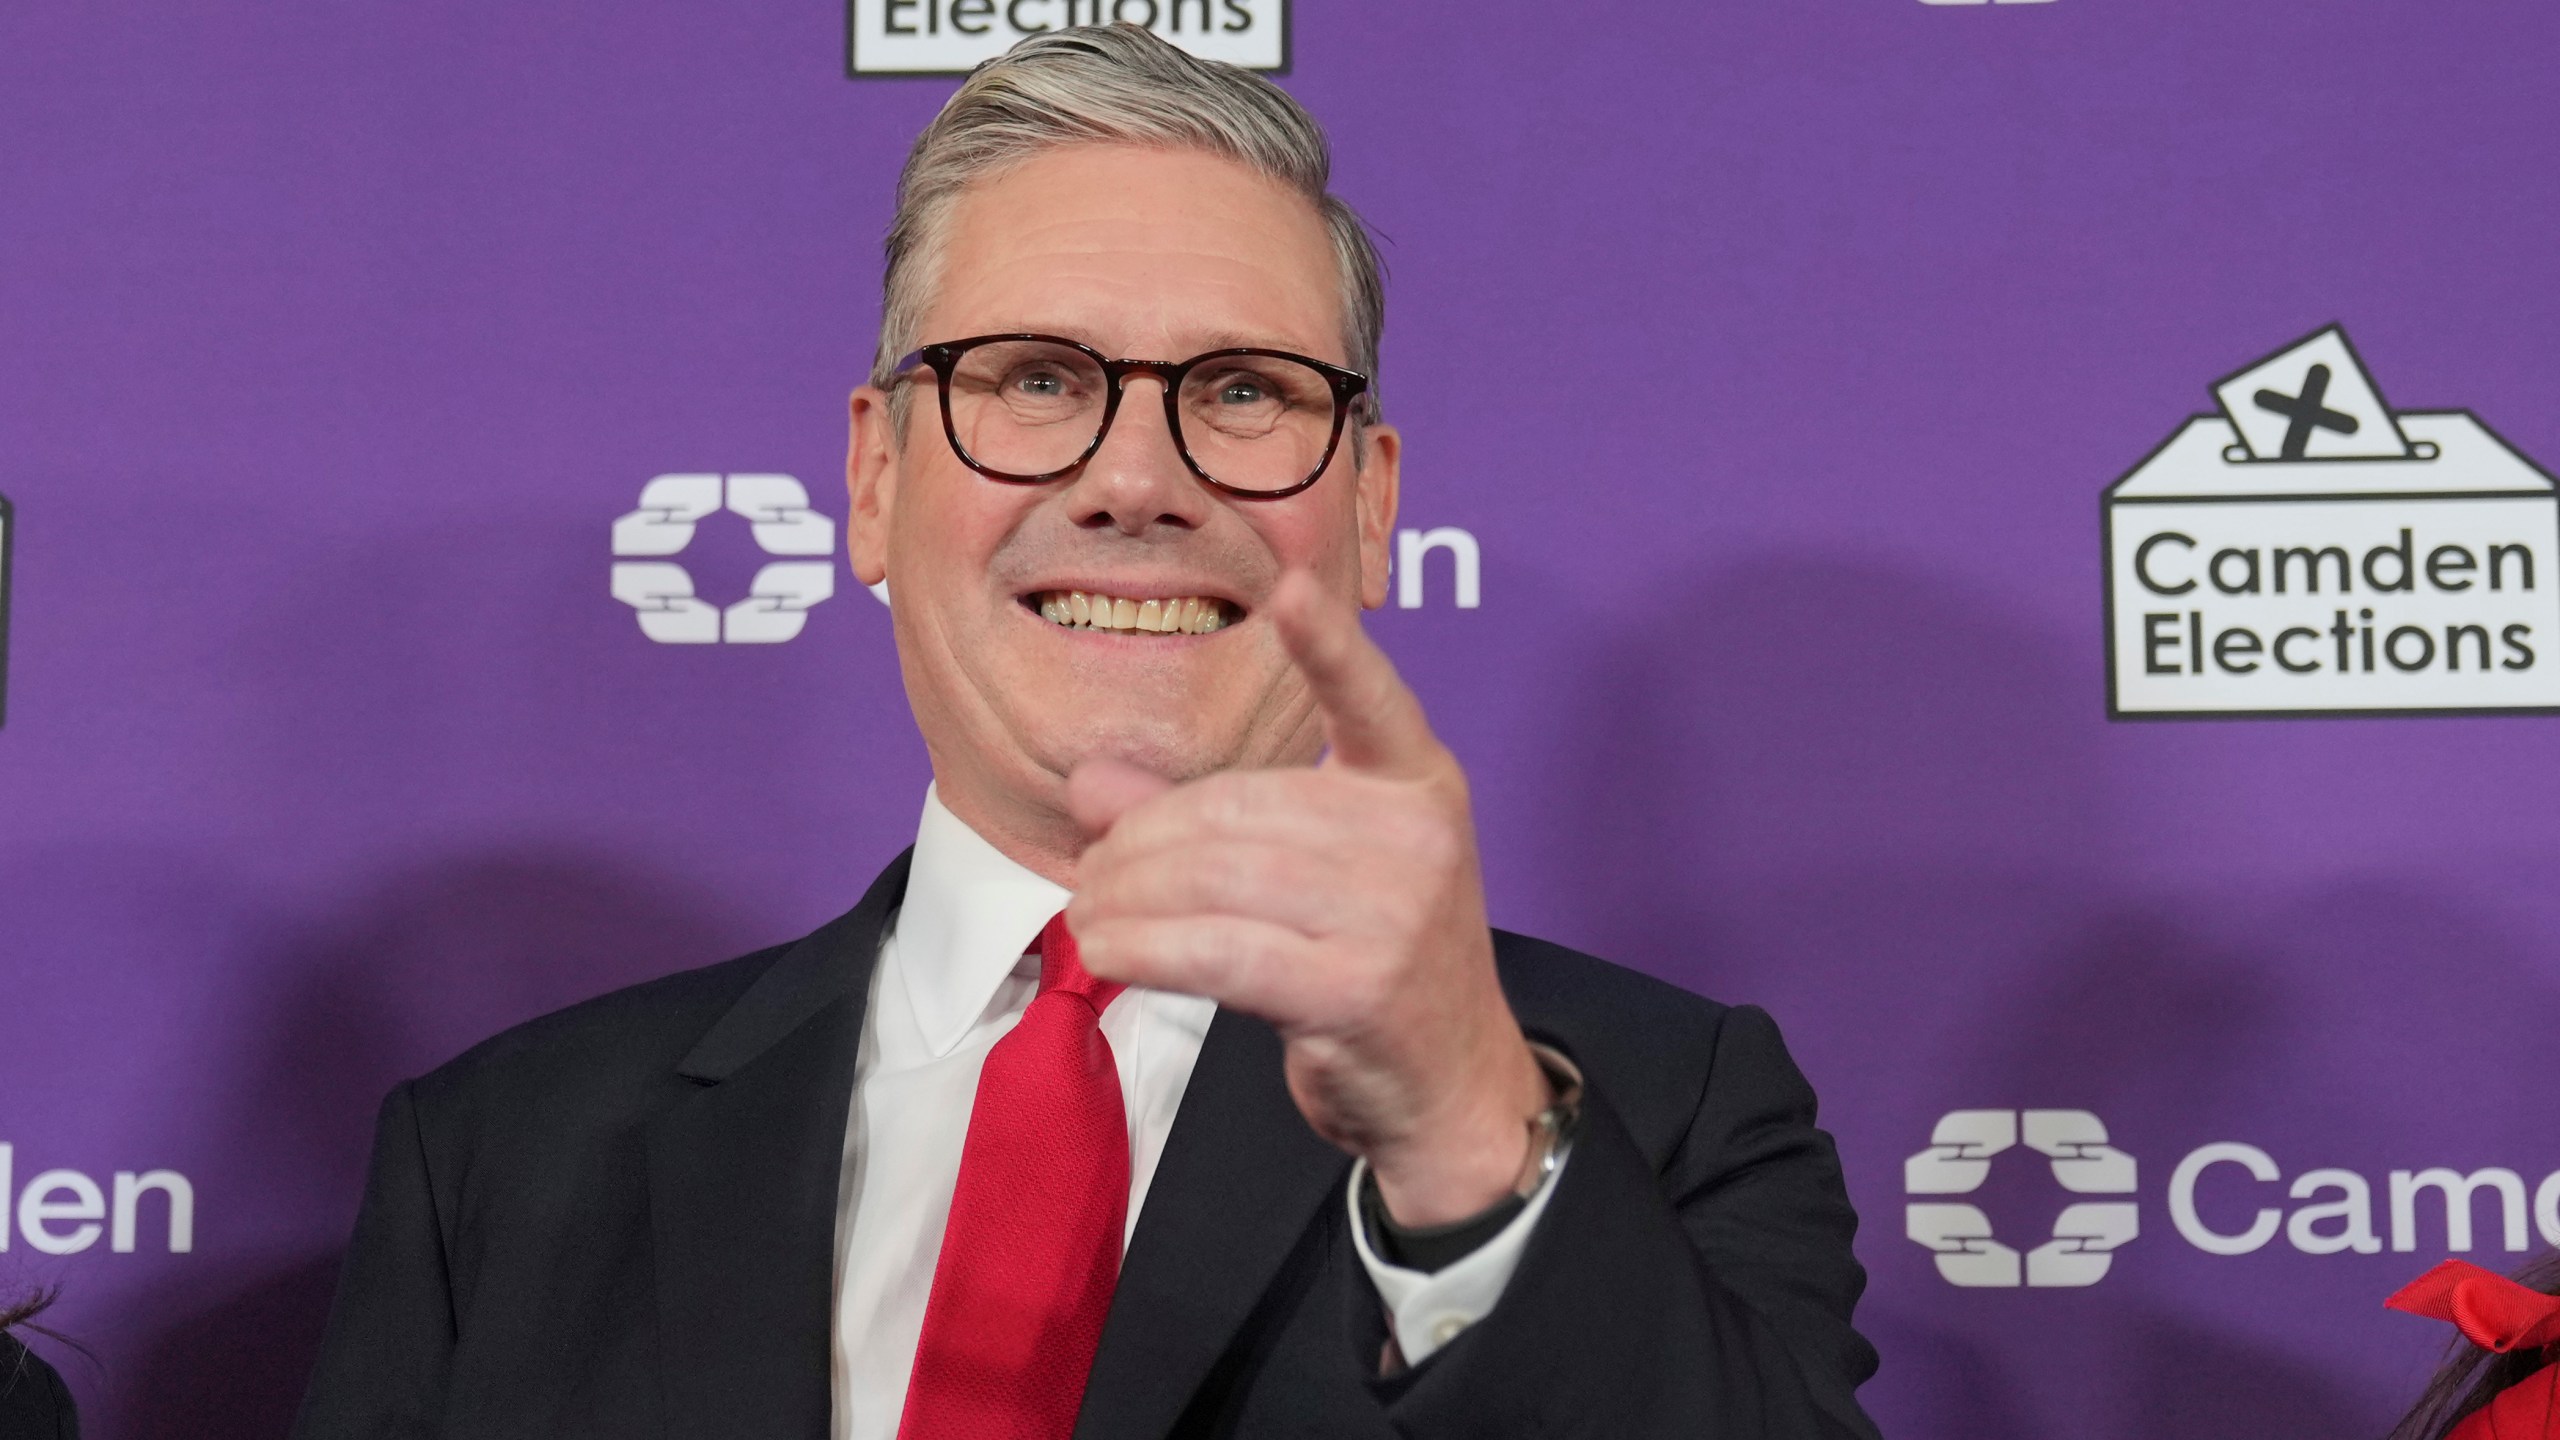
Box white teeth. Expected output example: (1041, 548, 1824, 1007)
(1035, 590, 1231, 635)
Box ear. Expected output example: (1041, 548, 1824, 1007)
(1352, 423, 1401, 612)
(847, 384, 901, 587)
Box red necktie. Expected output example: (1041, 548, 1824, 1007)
(898, 912, 1129, 1440)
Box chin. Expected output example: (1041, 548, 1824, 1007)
(1029, 709, 1241, 786)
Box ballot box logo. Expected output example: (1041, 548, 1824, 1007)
(848, 0, 1286, 76)
(0, 488, 13, 729)
(2105, 325, 2560, 718)
(610, 474, 838, 645)
(1905, 1110, 2140, 1288)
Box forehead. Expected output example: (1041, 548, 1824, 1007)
(925, 143, 1346, 364)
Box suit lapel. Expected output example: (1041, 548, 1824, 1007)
(646, 853, 910, 1440)
(1075, 1006, 1350, 1440)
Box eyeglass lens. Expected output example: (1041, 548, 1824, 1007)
(944, 339, 1343, 493)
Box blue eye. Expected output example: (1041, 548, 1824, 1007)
(1218, 379, 1268, 405)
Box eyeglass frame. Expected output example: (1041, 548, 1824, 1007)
(889, 332, 1373, 501)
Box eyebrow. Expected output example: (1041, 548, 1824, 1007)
(989, 324, 1332, 359)
(1185, 328, 1307, 353)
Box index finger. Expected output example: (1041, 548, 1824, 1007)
(1269, 570, 1438, 777)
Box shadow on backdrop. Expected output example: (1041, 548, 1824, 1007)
(2123, 1302, 2379, 1440)
(1850, 1310, 2037, 1440)
(1529, 552, 2449, 1438)
(110, 855, 754, 1439)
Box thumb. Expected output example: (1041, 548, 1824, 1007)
(1066, 757, 1176, 839)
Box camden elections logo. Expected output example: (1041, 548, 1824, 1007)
(0, 489, 13, 728)
(610, 474, 837, 645)
(0, 1144, 193, 1257)
(1908, 1111, 2560, 1287)
(847, 0, 1285, 75)
(1905, 1110, 2140, 1288)
(2104, 325, 2560, 717)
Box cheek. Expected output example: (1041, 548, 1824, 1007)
(894, 467, 1014, 599)
(1248, 494, 1363, 578)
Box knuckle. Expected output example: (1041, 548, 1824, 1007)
(1213, 920, 1268, 970)
(1195, 845, 1259, 902)
(1192, 921, 1263, 987)
(1082, 849, 1154, 904)
(1199, 773, 1266, 831)
(1412, 819, 1462, 872)
(1375, 804, 1456, 869)
(1081, 829, 1138, 877)
(1334, 956, 1393, 1018)
(1195, 779, 1243, 830)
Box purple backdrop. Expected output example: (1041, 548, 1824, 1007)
(5, 1, 2558, 1435)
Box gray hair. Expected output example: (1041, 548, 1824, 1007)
(869, 23, 1386, 422)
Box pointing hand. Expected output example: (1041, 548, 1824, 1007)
(1067, 572, 1549, 1225)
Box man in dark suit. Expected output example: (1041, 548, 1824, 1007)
(295, 24, 1881, 1440)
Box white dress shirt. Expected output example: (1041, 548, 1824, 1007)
(829, 788, 1550, 1440)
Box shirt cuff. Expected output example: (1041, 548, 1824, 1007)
(1343, 1149, 1569, 1367)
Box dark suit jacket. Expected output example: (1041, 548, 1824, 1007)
(294, 853, 1881, 1439)
(0, 1335, 79, 1440)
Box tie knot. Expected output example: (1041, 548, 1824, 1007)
(1036, 911, 1124, 1013)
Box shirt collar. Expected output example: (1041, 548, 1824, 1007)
(895, 785, 1073, 1058)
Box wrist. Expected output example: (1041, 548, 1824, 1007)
(1368, 1037, 1554, 1226)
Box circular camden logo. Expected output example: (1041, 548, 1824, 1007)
(1907, 1111, 2560, 1284)
(609, 474, 838, 645)
(1904, 1109, 2141, 1288)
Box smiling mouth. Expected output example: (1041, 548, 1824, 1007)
(1030, 589, 1236, 635)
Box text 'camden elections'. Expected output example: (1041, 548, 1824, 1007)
(2105, 328, 2560, 717)
(849, 0, 1283, 74)
(2116, 509, 2557, 703)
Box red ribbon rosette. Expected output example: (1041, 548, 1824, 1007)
(2388, 1260, 2560, 1440)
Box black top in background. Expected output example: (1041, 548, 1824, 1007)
(0, 1336, 79, 1440)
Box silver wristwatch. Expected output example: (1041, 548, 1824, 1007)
(1513, 1042, 1585, 1199)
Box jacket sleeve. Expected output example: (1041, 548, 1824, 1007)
(292, 1081, 458, 1440)
(1377, 1004, 1882, 1439)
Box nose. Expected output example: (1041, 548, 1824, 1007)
(1059, 372, 1215, 537)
